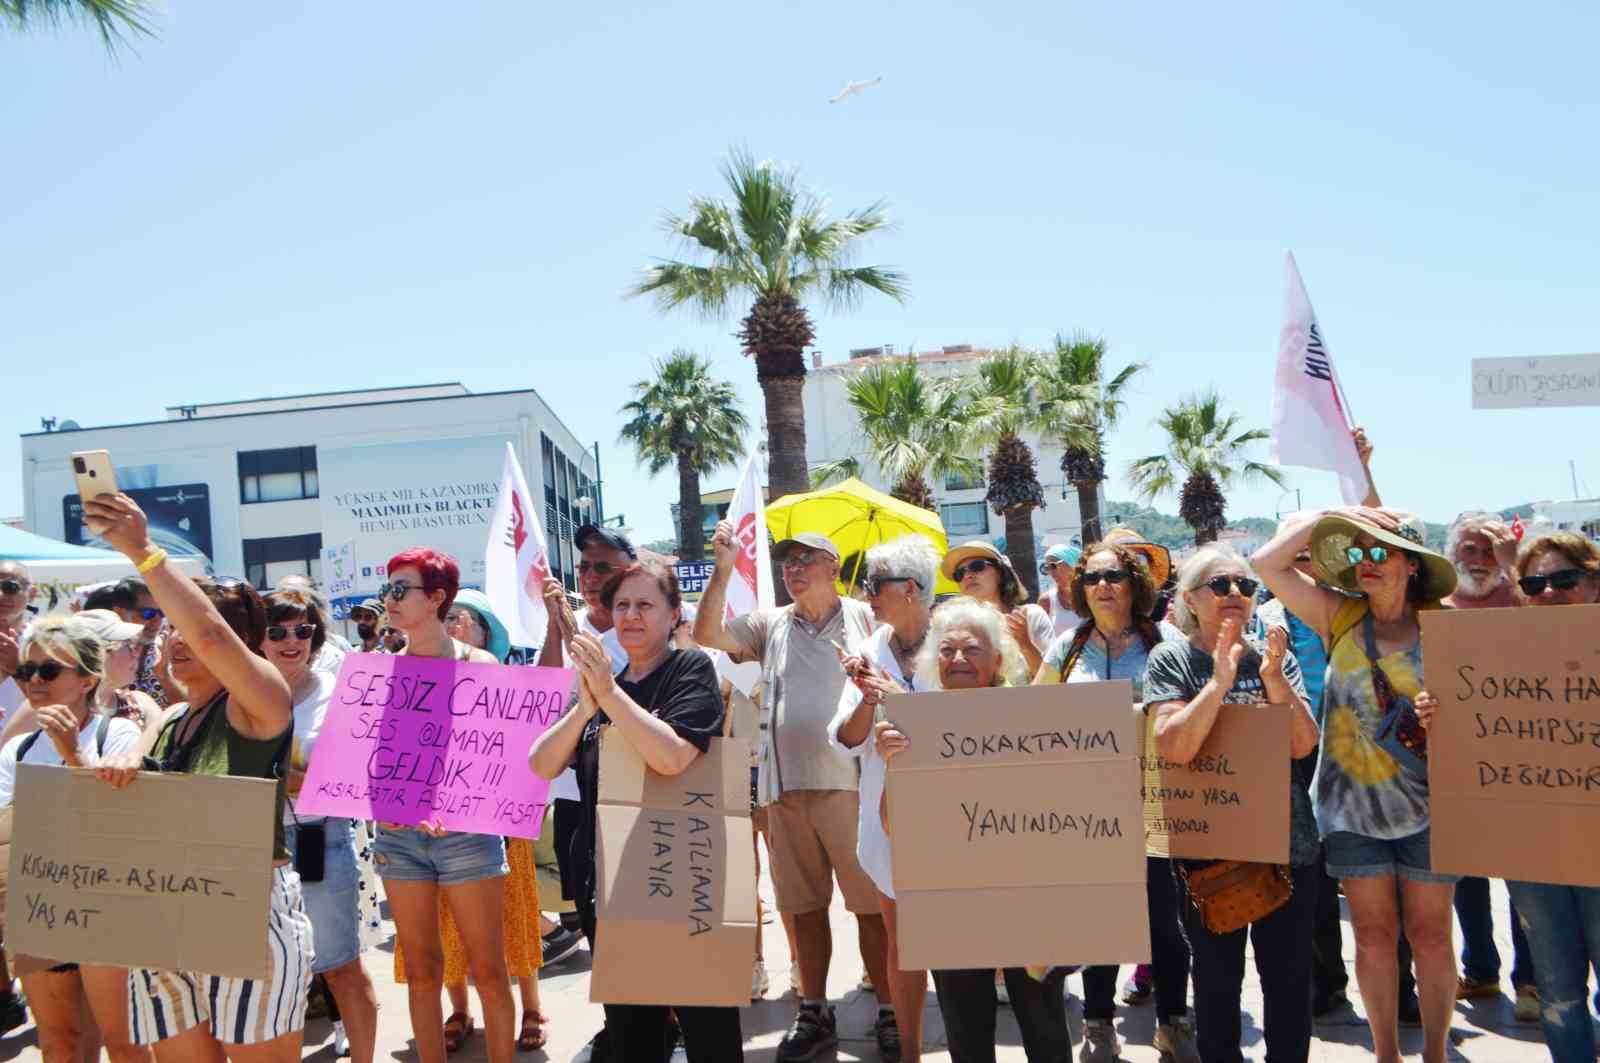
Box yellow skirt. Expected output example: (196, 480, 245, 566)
(395, 837, 543, 985)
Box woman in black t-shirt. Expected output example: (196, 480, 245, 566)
(529, 559, 737, 1063)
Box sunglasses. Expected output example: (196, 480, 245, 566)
(1345, 546, 1391, 566)
(1080, 570, 1130, 587)
(1518, 570, 1588, 596)
(16, 661, 80, 682)
(266, 623, 317, 642)
(379, 581, 417, 603)
(350, 610, 378, 623)
(576, 560, 620, 576)
(781, 551, 823, 570)
(0, 579, 26, 596)
(139, 607, 163, 621)
(952, 558, 998, 581)
(865, 575, 914, 596)
(1204, 576, 1259, 598)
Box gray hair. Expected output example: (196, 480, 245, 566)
(1171, 544, 1256, 636)
(1445, 511, 1503, 565)
(866, 535, 939, 607)
(913, 597, 1022, 690)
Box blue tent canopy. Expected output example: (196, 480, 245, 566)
(0, 524, 125, 561)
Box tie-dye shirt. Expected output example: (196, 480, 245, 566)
(1312, 600, 1430, 840)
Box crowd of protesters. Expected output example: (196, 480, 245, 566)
(0, 456, 1597, 1063)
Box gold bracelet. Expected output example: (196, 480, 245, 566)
(136, 548, 168, 575)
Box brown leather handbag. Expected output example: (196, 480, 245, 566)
(1181, 860, 1293, 935)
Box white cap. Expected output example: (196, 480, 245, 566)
(75, 609, 145, 644)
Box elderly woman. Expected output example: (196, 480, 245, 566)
(827, 535, 940, 1060)
(264, 588, 381, 1063)
(87, 494, 314, 1062)
(1032, 541, 1196, 1063)
(530, 560, 740, 1061)
(0, 616, 146, 1063)
(940, 541, 1054, 681)
(873, 598, 1072, 1062)
(1254, 509, 1459, 1063)
(1419, 532, 1600, 1063)
(1147, 545, 1320, 1063)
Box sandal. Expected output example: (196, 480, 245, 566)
(517, 1010, 549, 1052)
(443, 1012, 475, 1054)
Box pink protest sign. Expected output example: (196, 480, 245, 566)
(295, 652, 575, 839)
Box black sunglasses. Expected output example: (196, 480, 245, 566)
(266, 623, 317, 642)
(1080, 570, 1130, 587)
(350, 610, 378, 622)
(16, 661, 80, 682)
(0, 579, 26, 595)
(865, 575, 915, 596)
(379, 581, 417, 603)
(952, 558, 998, 581)
(1204, 576, 1259, 598)
(576, 560, 621, 576)
(1518, 570, 1588, 596)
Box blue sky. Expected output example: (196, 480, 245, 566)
(5, 1, 1598, 548)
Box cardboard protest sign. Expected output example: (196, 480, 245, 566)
(1423, 604, 1600, 885)
(1138, 704, 1290, 863)
(592, 730, 756, 1007)
(885, 681, 1147, 970)
(296, 652, 574, 838)
(7, 766, 276, 978)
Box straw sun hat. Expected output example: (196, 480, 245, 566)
(1308, 511, 1457, 601)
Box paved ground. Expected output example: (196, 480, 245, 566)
(0, 876, 1564, 1061)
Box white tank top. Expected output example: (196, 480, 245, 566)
(1047, 591, 1084, 639)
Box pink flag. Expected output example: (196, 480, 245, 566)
(485, 442, 551, 647)
(717, 446, 773, 695)
(1271, 252, 1370, 504)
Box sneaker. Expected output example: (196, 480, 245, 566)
(1155, 1015, 1201, 1063)
(1456, 974, 1501, 1000)
(1122, 968, 1154, 1006)
(333, 1020, 350, 1058)
(1312, 988, 1349, 1018)
(776, 1005, 838, 1062)
(540, 924, 583, 966)
(1398, 995, 1422, 1025)
(752, 961, 771, 1002)
(0, 993, 25, 1036)
(875, 1011, 902, 1063)
(1080, 1018, 1121, 1061)
(1515, 983, 1541, 1022)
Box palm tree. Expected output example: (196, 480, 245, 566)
(1126, 391, 1287, 544)
(2, 0, 153, 50)
(629, 147, 908, 504)
(1036, 331, 1146, 545)
(618, 351, 749, 561)
(808, 359, 981, 511)
(966, 347, 1048, 599)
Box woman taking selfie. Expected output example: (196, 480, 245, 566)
(530, 560, 739, 1062)
(1032, 541, 1196, 1063)
(86, 492, 314, 1062)
(266, 588, 380, 1063)
(1147, 546, 1321, 1063)
(1254, 509, 1459, 1063)
(371, 549, 516, 1063)
(0, 615, 145, 1062)
(873, 598, 1072, 1062)
(1418, 531, 1600, 1063)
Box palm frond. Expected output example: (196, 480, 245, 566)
(810, 457, 860, 488)
(1126, 455, 1178, 502)
(2, 0, 154, 52)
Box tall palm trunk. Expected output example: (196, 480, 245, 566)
(676, 448, 705, 561)
(1076, 482, 1103, 544)
(1003, 507, 1039, 600)
(761, 376, 810, 503)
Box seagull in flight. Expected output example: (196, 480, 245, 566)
(830, 76, 882, 103)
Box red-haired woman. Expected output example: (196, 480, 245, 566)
(373, 548, 516, 1063)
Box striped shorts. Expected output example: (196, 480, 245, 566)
(128, 865, 315, 1046)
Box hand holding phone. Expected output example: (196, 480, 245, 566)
(71, 451, 119, 534)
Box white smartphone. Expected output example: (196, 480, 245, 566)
(71, 450, 119, 534)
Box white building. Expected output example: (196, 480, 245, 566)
(20, 384, 602, 594)
(1531, 498, 1600, 539)
(802, 345, 1100, 560)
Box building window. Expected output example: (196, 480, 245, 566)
(243, 533, 323, 589)
(239, 447, 318, 503)
(941, 502, 989, 538)
(944, 469, 985, 491)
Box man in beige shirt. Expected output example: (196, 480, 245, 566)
(697, 526, 895, 1062)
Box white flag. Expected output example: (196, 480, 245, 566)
(1271, 252, 1370, 504)
(715, 446, 774, 695)
(485, 442, 552, 648)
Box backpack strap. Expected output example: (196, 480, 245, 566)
(17, 730, 40, 761)
(16, 714, 111, 762)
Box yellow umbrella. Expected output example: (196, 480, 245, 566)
(764, 477, 960, 595)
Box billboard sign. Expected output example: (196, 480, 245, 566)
(64, 482, 214, 561)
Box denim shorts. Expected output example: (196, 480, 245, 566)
(373, 826, 508, 886)
(284, 817, 362, 973)
(1324, 827, 1460, 884)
